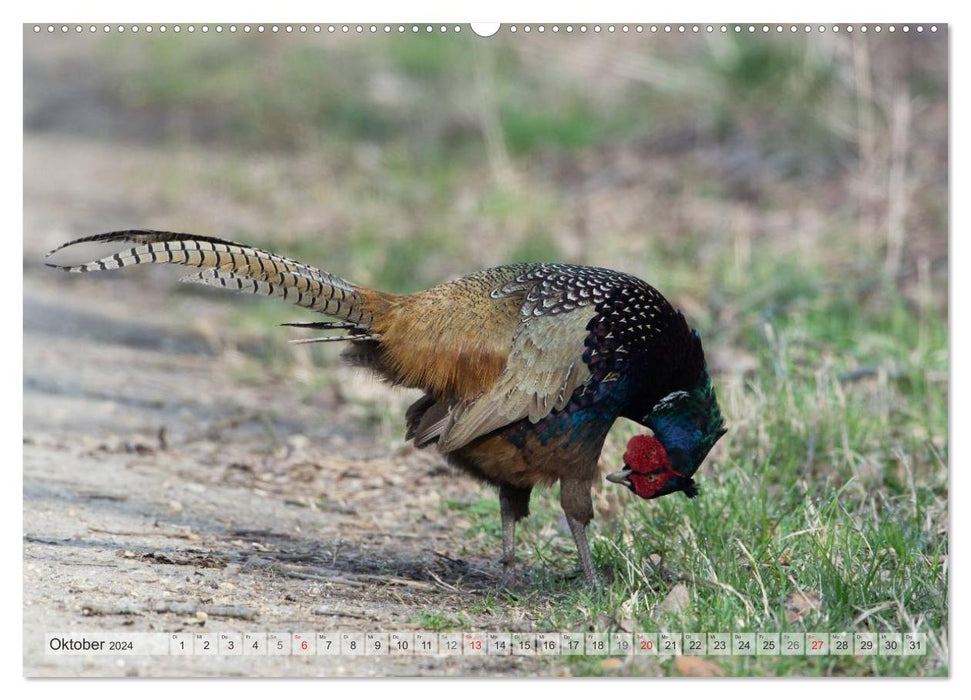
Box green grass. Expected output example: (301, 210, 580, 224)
(408, 611, 469, 631)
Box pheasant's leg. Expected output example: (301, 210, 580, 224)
(498, 484, 532, 575)
(565, 515, 599, 586)
(560, 478, 600, 586)
(499, 494, 517, 567)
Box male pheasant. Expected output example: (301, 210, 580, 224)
(47, 230, 726, 585)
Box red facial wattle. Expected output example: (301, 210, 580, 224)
(623, 434, 670, 471)
(611, 434, 697, 500)
(628, 468, 679, 498)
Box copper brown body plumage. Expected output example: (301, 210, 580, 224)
(48, 230, 726, 585)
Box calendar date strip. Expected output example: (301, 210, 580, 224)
(45, 631, 930, 657)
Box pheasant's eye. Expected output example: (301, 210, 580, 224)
(646, 474, 658, 483)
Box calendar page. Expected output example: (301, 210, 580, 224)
(23, 16, 948, 679)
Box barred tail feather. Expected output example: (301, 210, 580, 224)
(181, 268, 372, 325)
(46, 230, 380, 328)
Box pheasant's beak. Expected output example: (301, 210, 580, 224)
(606, 466, 633, 487)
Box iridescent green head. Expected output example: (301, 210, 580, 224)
(642, 365, 726, 480)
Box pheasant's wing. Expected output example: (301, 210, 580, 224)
(412, 263, 640, 452)
(417, 306, 598, 452)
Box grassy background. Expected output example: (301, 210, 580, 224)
(25, 25, 948, 676)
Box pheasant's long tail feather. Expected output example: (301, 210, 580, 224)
(280, 320, 376, 344)
(280, 320, 363, 330)
(46, 230, 389, 329)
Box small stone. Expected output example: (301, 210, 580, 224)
(675, 656, 724, 677)
(288, 434, 310, 450)
(784, 590, 821, 623)
(655, 583, 690, 616)
(129, 570, 158, 583)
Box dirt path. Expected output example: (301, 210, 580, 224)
(23, 136, 569, 677)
